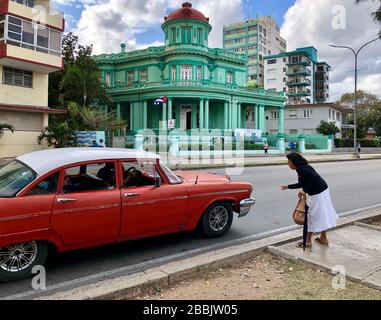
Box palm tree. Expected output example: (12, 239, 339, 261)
(0, 123, 15, 139)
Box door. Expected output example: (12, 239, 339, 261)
(0, 171, 60, 242)
(119, 160, 188, 239)
(51, 161, 121, 245)
(180, 106, 192, 129)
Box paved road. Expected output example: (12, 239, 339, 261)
(1, 159, 381, 299)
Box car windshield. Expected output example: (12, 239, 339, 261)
(0, 161, 36, 198)
(160, 163, 183, 184)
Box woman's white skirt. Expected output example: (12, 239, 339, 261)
(306, 188, 339, 233)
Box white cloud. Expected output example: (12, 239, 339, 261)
(68, 0, 243, 54)
(281, 0, 381, 102)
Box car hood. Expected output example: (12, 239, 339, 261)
(174, 171, 230, 183)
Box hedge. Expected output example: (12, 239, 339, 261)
(334, 139, 381, 148)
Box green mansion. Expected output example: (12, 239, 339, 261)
(94, 2, 286, 136)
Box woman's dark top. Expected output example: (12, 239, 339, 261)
(288, 164, 328, 196)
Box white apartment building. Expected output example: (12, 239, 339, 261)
(265, 103, 346, 138)
(264, 46, 331, 105)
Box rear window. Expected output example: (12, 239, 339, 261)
(0, 161, 36, 198)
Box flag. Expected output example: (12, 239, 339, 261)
(154, 96, 168, 105)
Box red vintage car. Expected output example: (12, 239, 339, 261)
(0, 148, 255, 282)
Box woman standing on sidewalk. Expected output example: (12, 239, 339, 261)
(281, 152, 339, 248)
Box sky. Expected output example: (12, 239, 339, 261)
(51, 0, 381, 101)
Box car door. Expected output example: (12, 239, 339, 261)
(119, 160, 188, 240)
(51, 161, 121, 245)
(0, 171, 60, 243)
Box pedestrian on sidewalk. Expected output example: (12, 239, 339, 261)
(281, 152, 339, 249)
(263, 141, 269, 155)
(357, 142, 362, 154)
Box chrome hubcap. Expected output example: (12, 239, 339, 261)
(0, 242, 38, 273)
(209, 206, 229, 232)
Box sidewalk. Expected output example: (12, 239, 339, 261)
(35, 207, 381, 300)
(166, 153, 381, 170)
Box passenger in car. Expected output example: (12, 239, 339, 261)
(96, 163, 115, 186)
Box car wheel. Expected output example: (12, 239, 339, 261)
(199, 202, 233, 238)
(0, 241, 49, 283)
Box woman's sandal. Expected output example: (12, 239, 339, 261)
(315, 238, 329, 246)
(296, 241, 312, 248)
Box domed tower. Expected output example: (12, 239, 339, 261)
(162, 2, 212, 47)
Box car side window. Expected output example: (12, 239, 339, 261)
(122, 161, 156, 188)
(26, 172, 59, 196)
(63, 162, 116, 194)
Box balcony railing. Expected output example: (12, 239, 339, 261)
(107, 80, 285, 98)
(287, 79, 311, 86)
(286, 58, 311, 66)
(287, 88, 311, 96)
(286, 68, 311, 76)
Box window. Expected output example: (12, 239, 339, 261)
(122, 161, 157, 188)
(27, 172, 59, 196)
(196, 66, 202, 80)
(11, 0, 35, 7)
(161, 163, 182, 184)
(197, 28, 203, 45)
(3, 67, 33, 88)
(329, 109, 332, 119)
(267, 78, 276, 85)
(303, 110, 312, 118)
(283, 78, 286, 83)
(227, 71, 233, 84)
(267, 59, 276, 65)
(271, 111, 279, 119)
(289, 129, 298, 134)
(22, 20, 34, 48)
(105, 73, 111, 86)
(267, 68, 276, 75)
(140, 69, 147, 82)
(37, 25, 49, 53)
(127, 71, 134, 84)
(171, 27, 176, 44)
(289, 110, 297, 118)
(0, 15, 5, 40)
(171, 66, 177, 80)
(0, 161, 36, 198)
(180, 65, 192, 80)
(5, 15, 62, 55)
(283, 58, 287, 63)
(64, 162, 116, 194)
(181, 27, 192, 43)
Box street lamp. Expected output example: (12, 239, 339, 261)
(330, 36, 380, 157)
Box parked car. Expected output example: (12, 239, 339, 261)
(0, 148, 255, 282)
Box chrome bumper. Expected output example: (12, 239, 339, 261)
(239, 198, 256, 218)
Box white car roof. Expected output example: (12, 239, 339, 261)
(16, 148, 160, 177)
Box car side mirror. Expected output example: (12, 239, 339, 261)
(155, 175, 161, 188)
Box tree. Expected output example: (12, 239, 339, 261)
(49, 32, 111, 109)
(316, 121, 340, 136)
(337, 90, 381, 138)
(0, 123, 14, 139)
(356, 0, 381, 35)
(38, 122, 75, 148)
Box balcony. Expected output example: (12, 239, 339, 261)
(286, 58, 311, 66)
(106, 80, 285, 99)
(287, 79, 311, 86)
(4, 0, 64, 31)
(286, 68, 311, 77)
(0, 42, 63, 73)
(287, 88, 311, 97)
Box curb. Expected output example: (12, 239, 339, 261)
(168, 155, 381, 170)
(34, 207, 381, 300)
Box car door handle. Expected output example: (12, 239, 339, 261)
(124, 193, 140, 197)
(57, 198, 77, 203)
